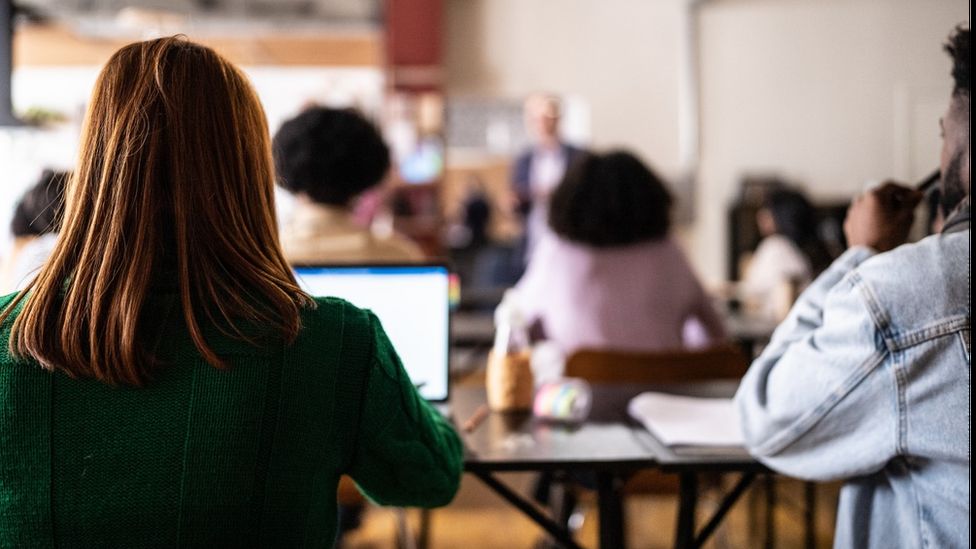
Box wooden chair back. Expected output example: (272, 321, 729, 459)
(565, 344, 749, 385)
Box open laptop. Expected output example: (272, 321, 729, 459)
(293, 264, 452, 409)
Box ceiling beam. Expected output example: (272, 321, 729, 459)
(14, 23, 382, 67)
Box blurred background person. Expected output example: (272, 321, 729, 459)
(273, 106, 425, 264)
(511, 93, 584, 267)
(740, 187, 833, 319)
(514, 150, 727, 357)
(0, 169, 68, 293)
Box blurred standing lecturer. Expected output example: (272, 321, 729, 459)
(735, 27, 970, 548)
(511, 93, 584, 265)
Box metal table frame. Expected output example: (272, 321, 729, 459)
(456, 384, 771, 549)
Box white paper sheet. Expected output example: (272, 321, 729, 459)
(628, 392, 745, 447)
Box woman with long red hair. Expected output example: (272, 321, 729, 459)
(0, 36, 461, 546)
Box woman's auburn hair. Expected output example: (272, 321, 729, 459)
(0, 36, 314, 386)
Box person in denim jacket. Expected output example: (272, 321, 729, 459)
(735, 27, 970, 549)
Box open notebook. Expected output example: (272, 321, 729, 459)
(628, 392, 745, 455)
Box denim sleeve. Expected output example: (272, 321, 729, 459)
(734, 246, 901, 481)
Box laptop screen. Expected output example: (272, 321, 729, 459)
(293, 265, 450, 402)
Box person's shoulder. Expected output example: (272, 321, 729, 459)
(857, 231, 967, 283)
(756, 235, 810, 273)
(753, 234, 805, 263)
(304, 296, 372, 328)
(536, 232, 592, 263)
(514, 148, 533, 166)
(294, 297, 371, 350)
(0, 292, 19, 309)
(297, 296, 378, 359)
(851, 232, 969, 327)
(0, 292, 23, 325)
(0, 293, 25, 354)
(637, 236, 691, 262)
(562, 143, 585, 157)
(650, 237, 710, 284)
(374, 233, 426, 261)
(757, 234, 793, 252)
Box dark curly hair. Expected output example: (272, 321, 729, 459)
(11, 169, 69, 237)
(548, 150, 672, 247)
(945, 25, 970, 97)
(272, 107, 391, 206)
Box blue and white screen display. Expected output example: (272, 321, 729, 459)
(293, 266, 450, 402)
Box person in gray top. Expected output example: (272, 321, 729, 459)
(735, 26, 970, 549)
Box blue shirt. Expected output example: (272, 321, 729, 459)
(735, 201, 970, 548)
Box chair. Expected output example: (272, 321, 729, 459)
(561, 345, 750, 547)
(565, 344, 749, 384)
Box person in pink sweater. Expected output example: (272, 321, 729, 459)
(515, 150, 727, 356)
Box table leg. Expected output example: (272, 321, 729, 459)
(596, 471, 626, 549)
(417, 508, 431, 549)
(551, 477, 578, 532)
(764, 474, 776, 549)
(738, 338, 757, 360)
(674, 473, 698, 549)
(804, 481, 816, 549)
(693, 472, 756, 548)
(394, 508, 416, 549)
(471, 470, 584, 549)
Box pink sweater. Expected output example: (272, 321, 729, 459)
(515, 234, 726, 355)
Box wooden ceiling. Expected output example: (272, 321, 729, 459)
(15, 23, 383, 67)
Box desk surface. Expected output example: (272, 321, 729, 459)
(454, 381, 764, 474)
(454, 385, 659, 472)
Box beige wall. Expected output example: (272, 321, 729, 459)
(445, 0, 968, 284)
(693, 0, 968, 283)
(445, 0, 685, 176)
(15, 25, 382, 67)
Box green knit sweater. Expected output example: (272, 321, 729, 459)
(0, 293, 463, 548)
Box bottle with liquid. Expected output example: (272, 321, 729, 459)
(486, 289, 535, 412)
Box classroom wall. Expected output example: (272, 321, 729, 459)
(445, 0, 685, 177)
(444, 0, 969, 284)
(693, 0, 968, 283)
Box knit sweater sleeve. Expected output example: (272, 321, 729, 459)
(346, 311, 463, 508)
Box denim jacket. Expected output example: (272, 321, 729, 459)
(735, 201, 971, 549)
